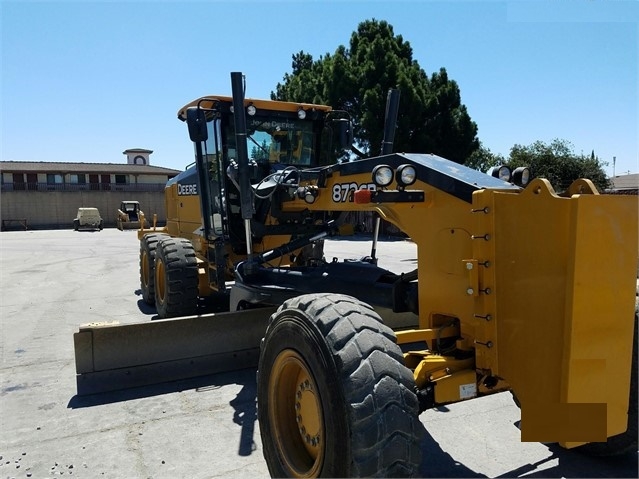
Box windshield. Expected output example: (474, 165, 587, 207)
(227, 115, 316, 167)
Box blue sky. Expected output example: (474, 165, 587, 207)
(2, 1, 637, 177)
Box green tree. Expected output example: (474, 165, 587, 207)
(465, 142, 505, 172)
(508, 139, 610, 192)
(272, 19, 479, 163)
(250, 140, 270, 162)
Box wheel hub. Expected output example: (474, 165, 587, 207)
(295, 378, 321, 450)
(269, 349, 324, 477)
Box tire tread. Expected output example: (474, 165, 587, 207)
(155, 237, 199, 318)
(275, 293, 423, 477)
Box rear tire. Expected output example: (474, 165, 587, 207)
(139, 233, 168, 304)
(154, 237, 199, 318)
(257, 293, 423, 478)
(73, 219, 79, 231)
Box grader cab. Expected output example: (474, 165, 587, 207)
(74, 72, 638, 477)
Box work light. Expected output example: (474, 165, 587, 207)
(372, 165, 394, 188)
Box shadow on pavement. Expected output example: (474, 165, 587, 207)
(134, 295, 156, 315)
(68, 368, 259, 458)
(67, 368, 255, 409)
(496, 444, 638, 479)
(229, 374, 258, 456)
(418, 428, 486, 478)
(419, 426, 637, 478)
(67, 368, 637, 477)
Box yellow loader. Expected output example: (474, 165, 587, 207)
(116, 200, 145, 230)
(74, 72, 638, 477)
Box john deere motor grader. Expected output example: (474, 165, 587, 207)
(74, 72, 638, 478)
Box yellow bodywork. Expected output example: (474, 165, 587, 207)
(131, 95, 337, 299)
(177, 95, 332, 121)
(281, 164, 637, 446)
(136, 172, 306, 298)
(475, 179, 637, 445)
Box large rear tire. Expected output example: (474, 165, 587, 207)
(139, 233, 168, 304)
(257, 293, 423, 478)
(154, 237, 199, 318)
(576, 314, 638, 456)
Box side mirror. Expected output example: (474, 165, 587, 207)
(334, 118, 353, 151)
(186, 107, 208, 142)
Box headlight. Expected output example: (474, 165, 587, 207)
(396, 164, 416, 188)
(512, 167, 531, 187)
(372, 165, 394, 188)
(247, 104, 257, 116)
(297, 108, 306, 120)
(488, 165, 512, 182)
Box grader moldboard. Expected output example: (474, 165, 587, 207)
(74, 72, 638, 477)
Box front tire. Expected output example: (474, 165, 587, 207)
(154, 237, 199, 318)
(257, 293, 423, 478)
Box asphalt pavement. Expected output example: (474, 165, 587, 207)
(1, 229, 636, 478)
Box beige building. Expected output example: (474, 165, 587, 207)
(1, 150, 181, 230)
(608, 172, 639, 195)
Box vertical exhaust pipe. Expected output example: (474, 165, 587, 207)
(230, 72, 255, 257)
(381, 88, 400, 155)
(372, 88, 401, 261)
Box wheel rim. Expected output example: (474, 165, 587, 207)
(269, 349, 324, 478)
(155, 258, 166, 305)
(142, 251, 150, 289)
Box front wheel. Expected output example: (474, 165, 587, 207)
(257, 293, 423, 478)
(154, 237, 199, 318)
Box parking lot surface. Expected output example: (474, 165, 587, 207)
(1, 229, 636, 478)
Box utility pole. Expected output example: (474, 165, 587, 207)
(613, 156, 616, 178)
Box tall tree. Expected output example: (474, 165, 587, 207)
(465, 142, 504, 172)
(272, 19, 479, 163)
(508, 139, 610, 192)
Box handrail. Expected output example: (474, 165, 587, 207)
(0, 182, 166, 192)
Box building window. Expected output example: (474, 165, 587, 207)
(46, 174, 63, 190)
(47, 174, 63, 189)
(26, 173, 38, 191)
(133, 155, 146, 165)
(47, 174, 63, 184)
(100, 174, 111, 191)
(13, 173, 25, 190)
(70, 174, 86, 184)
(115, 174, 127, 185)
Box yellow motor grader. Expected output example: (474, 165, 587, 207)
(74, 72, 638, 478)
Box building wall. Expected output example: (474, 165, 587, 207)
(1, 191, 169, 229)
